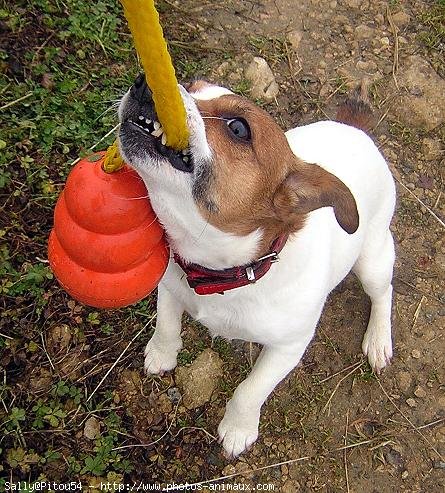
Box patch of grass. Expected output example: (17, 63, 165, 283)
(175, 57, 209, 81)
(0, 0, 168, 482)
(419, 0, 445, 50)
(177, 349, 196, 366)
(212, 336, 235, 360)
(355, 363, 377, 383)
(248, 35, 287, 65)
(387, 121, 425, 147)
(417, 0, 445, 75)
(231, 78, 251, 97)
(332, 75, 349, 96)
(0, 0, 138, 337)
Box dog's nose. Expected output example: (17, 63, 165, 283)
(130, 73, 152, 103)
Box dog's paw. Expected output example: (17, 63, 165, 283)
(218, 413, 259, 458)
(144, 339, 180, 375)
(362, 324, 392, 374)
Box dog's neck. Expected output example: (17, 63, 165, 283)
(142, 174, 264, 270)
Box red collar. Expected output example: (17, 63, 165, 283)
(173, 234, 289, 295)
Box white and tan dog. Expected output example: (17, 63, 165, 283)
(118, 76, 395, 457)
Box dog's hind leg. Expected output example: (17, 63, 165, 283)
(353, 229, 395, 373)
(144, 283, 184, 375)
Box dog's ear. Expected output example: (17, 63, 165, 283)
(273, 163, 359, 234)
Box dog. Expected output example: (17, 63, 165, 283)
(118, 75, 395, 458)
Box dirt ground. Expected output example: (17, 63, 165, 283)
(1, 0, 444, 491)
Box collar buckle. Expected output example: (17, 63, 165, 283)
(257, 251, 280, 263)
(245, 251, 280, 283)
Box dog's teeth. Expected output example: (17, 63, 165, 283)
(154, 121, 161, 130)
(181, 149, 188, 155)
(161, 133, 167, 145)
(183, 156, 189, 163)
(145, 118, 152, 125)
(152, 128, 163, 138)
(138, 115, 144, 121)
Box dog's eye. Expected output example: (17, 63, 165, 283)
(226, 118, 251, 141)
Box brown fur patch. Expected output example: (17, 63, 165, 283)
(192, 91, 359, 255)
(336, 82, 376, 133)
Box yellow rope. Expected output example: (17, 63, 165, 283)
(103, 0, 189, 173)
(102, 141, 124, 173)
(120, 0, 189, 150)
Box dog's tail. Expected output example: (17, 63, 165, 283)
(335, 79, 376, 133)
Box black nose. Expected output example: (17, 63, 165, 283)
(130, 73, 152, 103)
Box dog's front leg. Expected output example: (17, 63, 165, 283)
(218, 337, 312, 458)
(144, 283, 184, 375)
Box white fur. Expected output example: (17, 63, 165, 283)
(191, 85, 233, 100)
(121, 85, 395, 458)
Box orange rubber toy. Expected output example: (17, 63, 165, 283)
(48, 152, 169, 308)
(46, 0, 190, 308)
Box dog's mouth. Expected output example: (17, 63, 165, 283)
(125, 114, 194, 173)
(119, 74, 195, 174)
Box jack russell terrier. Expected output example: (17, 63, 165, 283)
(118, 75, 395, 458)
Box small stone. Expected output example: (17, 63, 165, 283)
(216, 61, 230, 77)
(411, 349, 421, 359)
(222, 464, 236, 476)
(47, 324, 72, 355)
(335, 15, 349, 25)
(392, 11, 411, 28)
(29, 368, 53, 392)
(287, 30, 303, 51)
(263, 437, 274, 447)
(344, 0, 362, 8)
(422, 138, 442, 161)
(167, 387, 181, 403)
(414, 386, 426, 398)
(397, 371, 412, 393)
(394, 55, 445, 130)
(282, 479, 301, 493)
(401, 470, 409, 479)
(245, 57, 279, 102)
(83, 417, 100, 440)
(355, 24, 374, 40)
(385, 448, 404, 468)
(41, 73, 54, 90)
(406, 398, 417, 408)
(376, 14, 385, 25)
(222, 461, 251, 479)
(356, 60, 378, 73)
(175, 349, 223, 409)
(380, 37, 390, 46)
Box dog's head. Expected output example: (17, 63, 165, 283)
(118, 77, 358, 266)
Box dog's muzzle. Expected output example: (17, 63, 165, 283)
(119, 74, 193, 173)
